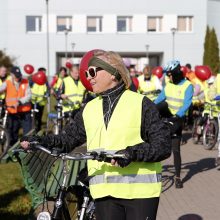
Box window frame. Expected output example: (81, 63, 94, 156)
(57, 16, 73, 32)
(87, 16, 103, 33)
(177, 16, 193, 32)
(117, 16, 133, 33)
(147, 16, 163, 33)
(26, 15, 42, 33)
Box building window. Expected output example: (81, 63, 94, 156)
(87, 16, 102, 32)
(26, 16, 42, 32)
(117, 16, 132, 32)
(147, 16, 163, 32)
(57, 16, 72, 32)
(177, 16, 193, 32)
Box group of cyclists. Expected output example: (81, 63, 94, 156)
(1, 49, 220, 220)
(131, 60, 220, 168)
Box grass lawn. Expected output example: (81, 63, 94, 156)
(0, 162, 31, 220)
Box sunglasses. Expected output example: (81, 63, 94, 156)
(85, 67, 103, 78)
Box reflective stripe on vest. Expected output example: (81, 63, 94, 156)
(31, 83, 47, 106)
(165, 80, 191, 115)
(6, 79, 31, 114)
(83, 90, 162, 199)
(62, 76, 85, 112)
(89, 173, 162, 185)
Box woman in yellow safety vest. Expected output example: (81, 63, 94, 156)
(154, 60, 193, 189)
(21, 50, 171, 220)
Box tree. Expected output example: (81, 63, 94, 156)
(0, 50, 13, 68)
(209, 28, 220, 73)
(203, 26, 210, 66)
(203, 26, 220, 73)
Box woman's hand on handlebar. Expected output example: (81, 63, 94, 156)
(20, 135, 41, 150)
(111, 148, 134, 168)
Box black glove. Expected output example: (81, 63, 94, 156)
(20, 135, 41, 143)
(114, 147, 136, 168)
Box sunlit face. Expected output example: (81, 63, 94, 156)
(0, 66, 7, 78)
(86, 66, 118, 93)
(60, 69, 67, 78)
(70, 67, 79, 80)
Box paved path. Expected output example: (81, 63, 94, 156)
(157, 131, 220, 220)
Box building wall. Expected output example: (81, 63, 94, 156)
(0, 0, 209, 77)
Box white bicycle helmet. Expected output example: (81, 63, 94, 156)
(163, 60, 181, 73)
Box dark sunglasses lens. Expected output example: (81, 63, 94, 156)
(88, 68, 96, 77)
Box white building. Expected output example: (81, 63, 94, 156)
(0, 0, 220, 77)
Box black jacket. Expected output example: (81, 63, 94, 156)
(38, 83, 171, 162)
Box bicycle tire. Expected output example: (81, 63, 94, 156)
(202, 119, 219, 150)
(192, 117, 201, 144)
(0, 125, 10, 159)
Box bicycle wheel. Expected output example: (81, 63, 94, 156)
(0, 125, 10, 159)
(192, 117, 201, 144)
(203, 119, 219, 150)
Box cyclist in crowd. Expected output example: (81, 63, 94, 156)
(154, 60, 193, 188)
(185, 63, 196, 83)
(21, 50, 171, 220)
(0, 66, 32, 146)
(0, 65, 11, 116)
(138, 65, 162, 101)
(208, 72, 220, 166)
(50, 66, 67, 96)
(60, 65, 86, 118)
(30, 67, 50, 132)
(128, 66, 139, 92)
(0, 65, 11, 99)
(196, 76, 216, 135)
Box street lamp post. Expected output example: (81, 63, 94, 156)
(64, 28, 69, 60)
(45, 0, 50, 113)
(171, 27, 177, 59)
(71, 42, 76, 63)
(45, 0, 50, 78)
(145, 44, 150, 65)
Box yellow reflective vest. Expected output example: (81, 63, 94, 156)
(83, 90, 162, 199)
(31, 83, 47, 106)
(165, 80, 192, 115)
(138, 75, 158, 101)
(62, 76, 86, 112)
(0, 75, 11, 100)
(203, 88, 220, 117)
(53, 77, 63, 92)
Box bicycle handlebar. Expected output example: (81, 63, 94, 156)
(14, 141, 127, 162)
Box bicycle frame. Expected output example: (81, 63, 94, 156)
(14, 145, 125, 220)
